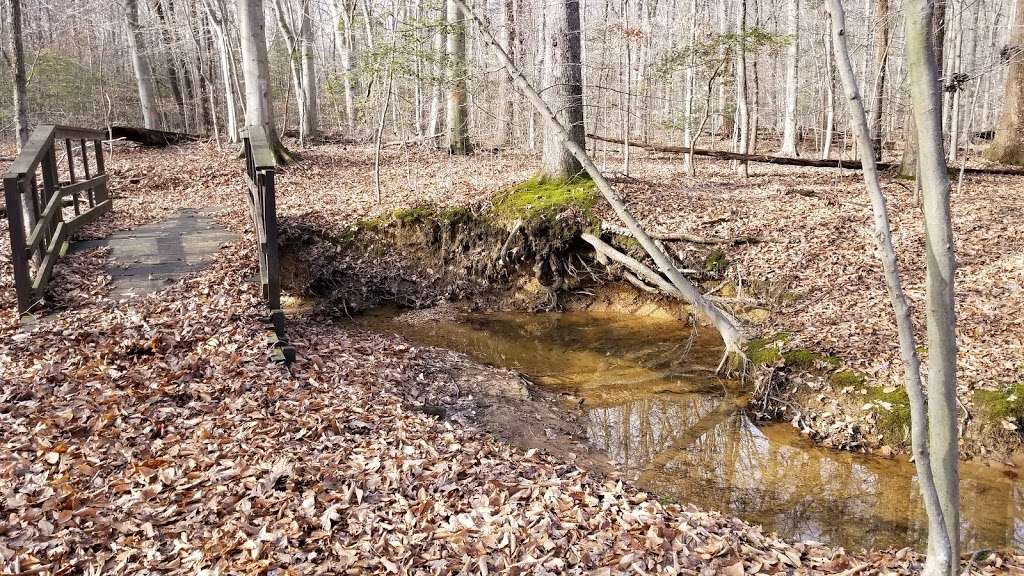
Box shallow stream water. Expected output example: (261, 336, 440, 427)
(366, 310, 1023, 552)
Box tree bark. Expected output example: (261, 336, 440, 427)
(905, 0, 961, 573)
(735, 0, 750, 176)
(780, 0, 800, 156)
(826, 2, 953, 574)
(125, 0, 161, 130)
(868, 0, 890, 160)
(201, 0, 240, 141)
(446, 0, 471, 154)
(452, 0, 746, 359)
(6, 0, 28, 148)
(237, 0, 291, 163)
(985, 0, 1024, 164)
(540, 0, 585, 180)
(496, 0, 516, 147)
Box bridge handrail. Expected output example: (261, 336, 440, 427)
(4, 125, 111, 314)
(241, 126, 294, 364)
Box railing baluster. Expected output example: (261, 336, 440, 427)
(65, 139, 76, 183)
(4, 176, 31, 313)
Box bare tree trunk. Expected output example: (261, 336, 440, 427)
(735, 0, 750, 176)
(868, 0, 889, 160)
(985, 0, 1024, 164)
(299, 0, 319, 136)
(126, 0, 161, 129)
(201, 0, 240, 141)
(780, 0, 800, 156)
(271, 0, 311, 145)
(681, 0, 698, 172)
(496, 0, 516, 147)
(446, 0, 470, 154)
(154, 0, 190, 131)
(6, 0, 28, 148)
(453, 0, 746, 359)
(426, 3, 445, 147)
(540, 0, 585, 180)
(905, 0, 961, 573)
(330, 0, 359, 133)
(900, 0, 947, 177)
(237, 0, 291, 163)
(827, 2, 954, 574)
(821, 18, 835, 160)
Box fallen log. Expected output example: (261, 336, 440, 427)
(587, 133, 1024, 177)
(600, 221, 761, 246)
(109, 125, 200, 147)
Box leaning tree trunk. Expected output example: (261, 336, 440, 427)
(237, 0, 292, 164)
(780, 0, 800, 156)
(125, 0, 161, 130)
(6, 0, 29, 148)
(540, 0, 585, 180)
(452, 0, 746, 360)
(446, 0, 471, 154)
(271, 0, 311, 145)
(905, 0, 961, 573)
(826, 2, 953, 574)
(985, 0, 1024, 165)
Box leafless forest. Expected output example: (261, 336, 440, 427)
(2, 0, 1024, 574)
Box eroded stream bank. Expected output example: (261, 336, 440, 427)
(360, 309, 1024, 554)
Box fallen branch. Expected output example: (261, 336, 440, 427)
(588, 133, 1024, 177)
(601, 221, 761, 246)
(109, 125, 199, 147)
(384, 133, 444, 147)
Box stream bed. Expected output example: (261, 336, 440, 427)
(365, 310, 1023, 552)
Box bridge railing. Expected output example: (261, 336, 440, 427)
(3, 125, 111, 314)
(242, 126, 295, 364)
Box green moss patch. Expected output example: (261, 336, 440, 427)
(782, 348, 842, 370)
(703, 249, 729, 275)
(864, 386, 912, 445)
(745, 331, 792, 365)
(392, 205, 435, 224)
(830, 369, 866, 388)
(492, 176, 598, 224)
(973, 384, 1024, 423)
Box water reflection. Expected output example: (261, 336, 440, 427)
(366, 310, 1024, 552)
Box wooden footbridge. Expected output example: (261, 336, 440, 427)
(3, 125, 294, 363)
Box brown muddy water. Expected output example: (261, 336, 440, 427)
(365, 310, 1023, 553)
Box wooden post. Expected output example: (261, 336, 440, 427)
(4, 176, 31, 314)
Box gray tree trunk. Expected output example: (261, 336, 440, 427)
(496, 0, 516, 147)
(540, 0, 585, 180)
(427, 3, 446, 147)
(125, 0, 161, 129)
(201, 0, 240, 141)
(905, 0, 961, 573)
(446, 0, 471, 154)
(735, 0, 750, 176)
(986, 0, 1024, 164)
(237, 0, 290, 163)
(6, 0, 28, 147)
(868, 0, 889, 160)
(330, 0, 359, 133)
(827, 2, 954, 574)
(780, 0, 800, 156)
(299, 0, 319, 135)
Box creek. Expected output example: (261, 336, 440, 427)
(364, 310, 1023, 553)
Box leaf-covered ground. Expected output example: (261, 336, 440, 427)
(2, 142, 1023, 573)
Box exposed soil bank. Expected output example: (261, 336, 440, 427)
(278, 187, 1024, 462)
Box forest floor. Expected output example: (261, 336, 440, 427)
(1, 140, 1023, 573)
